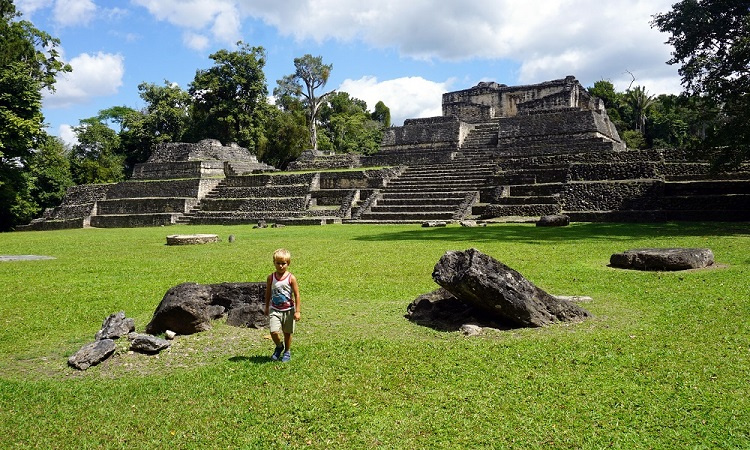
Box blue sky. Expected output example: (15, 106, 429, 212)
(16, 0, 682, 146)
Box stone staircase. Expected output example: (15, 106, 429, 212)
(178, 173, 340, 225)
(351, 161, 496, 223)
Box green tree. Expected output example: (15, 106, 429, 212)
(318, 92, 384, 155)
(28, 135, 73, 211)
(0, 0, 70, 230)
(652, 0, 750, 165)
(69, 118, 124, 185)
(274, 54, 335, 151)
(625, 85, 655, 133)
(372, 100, 391, 128)
(588, 80, 627, 133)
(114, 81, 192, 172)
(261, 106, 309, 169)
(188, 42, 268, 152)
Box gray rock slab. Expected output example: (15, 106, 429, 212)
(610, 248, 714, 271)
(0, 255, 56, 262)
(68, 339, 116, 370)
(165, 234, 219, 245)
(129, 333, 171, 354)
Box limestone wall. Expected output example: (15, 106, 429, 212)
(442, 76, 594, 122)
(147, 139, 258, 163)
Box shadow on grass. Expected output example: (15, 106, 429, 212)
(354, 222, 750, 244)
(229, 355, 273, 364)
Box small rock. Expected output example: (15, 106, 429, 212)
(95, 311, 135, 340)
(460, 324, 482, 336)
(536, 214, 570, 227)
(129, 333, 171, 354)
(422, 221, 447, 228)
(165, 330, 177, 340)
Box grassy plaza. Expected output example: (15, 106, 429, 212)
(1, 222, 748, 448)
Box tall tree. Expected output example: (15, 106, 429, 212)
(318, 92, 384, 155)
(28, 135, 73, 211)
(188, 42, 268, 152)
(69, 118, 124, 185)
(652, 0, 750, 165)
(0, 0, 70, 230)
(274, 54, 335, 151)
(372, 101, 391, 128)
(625, 85, 655, 133)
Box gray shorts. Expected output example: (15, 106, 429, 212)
(269, 309, 295, 334)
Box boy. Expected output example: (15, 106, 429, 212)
(264, 248, 301, 362)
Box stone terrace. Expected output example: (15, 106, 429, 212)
(21, 77, 750, 229)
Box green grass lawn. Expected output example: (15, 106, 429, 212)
(1, 222, 748, 448)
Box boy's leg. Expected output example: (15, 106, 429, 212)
(269, 312, 284, 360)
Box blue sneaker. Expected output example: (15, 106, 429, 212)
(271, 345, 283, 361)
(281, 351, 291, 362)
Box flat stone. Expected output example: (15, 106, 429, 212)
(610, 248, 714, 271)
(422, 221, 447, 228)
(0, 255, 56, 262)
(165, 234, 219, 245)
(536, 214, 570, 227)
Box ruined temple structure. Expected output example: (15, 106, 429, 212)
(22, 77, 750, 230)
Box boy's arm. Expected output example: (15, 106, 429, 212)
(291, 274, 301, 320)
(264, 274, 272, 315)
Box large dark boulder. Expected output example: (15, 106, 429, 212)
(431, 248, 590, 327)
(610, 248, 714, 271)
(406, 288, 513, 331)
(145, 282, 266, 335)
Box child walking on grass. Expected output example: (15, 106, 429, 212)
(264, 248, 301, 362)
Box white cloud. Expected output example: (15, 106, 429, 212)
(184, 32, 210, 51)
(53, 0, 97, 27)
(339, 76, 453, 126)
(58, 124, 78, 147)
(132, 0, 242, 47)
(236, 0, 680, 92)
(15, 0, 53, 16)
(43, 52, 125, 108)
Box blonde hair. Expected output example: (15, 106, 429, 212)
(273, 248, 291, 262)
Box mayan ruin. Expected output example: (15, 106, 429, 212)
(21, 76, 750, 230)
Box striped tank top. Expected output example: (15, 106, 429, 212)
(270, 272, 294, 311)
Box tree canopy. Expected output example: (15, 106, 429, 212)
(0, 0, 70, 230)
(652, 0, 750, 164)
(274, 54, 335, 151)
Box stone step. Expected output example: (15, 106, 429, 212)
(369, 205, 457, 213)
(376, 197, 462, 206)
(386, 180, 488, 189)
(96, 198, 197, 215)
(182, 215, 336, 226)
(480, 203, 561, 218)
(90, 213, 182, 228)
(494, 169, 568, 185)
(359, 211, 456, 221)
(661, 194, 750, 210)
(198, 197, 309, 211)
(508, 183, 564, 197)
(207, 185, 310, 198)
(379, 191, 471, 200)
(492, 195, 559, 205)
(664, 180, 750, 196)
